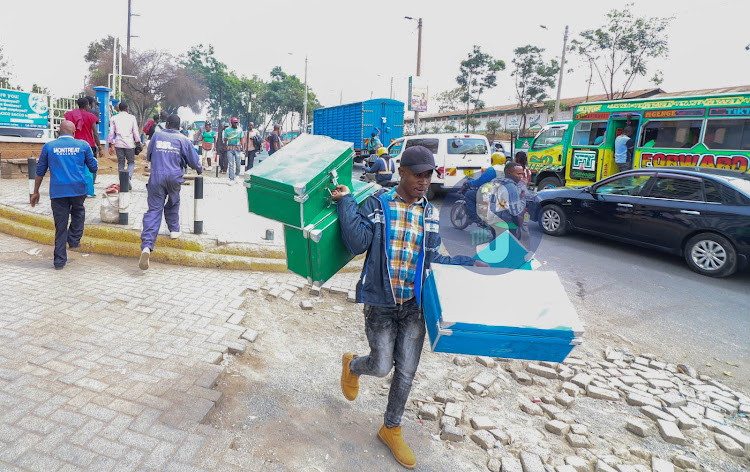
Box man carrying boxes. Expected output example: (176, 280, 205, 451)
(331, 146, 487, 469)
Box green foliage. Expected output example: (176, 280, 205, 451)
(434, 87, 464, 113)
(456, 46, 505, 113)
(512, 45, 559, 133)
(444, 124, 457, 132)
(486, 120, 501, 136)
(569, 4, 671, 99)
(84, 36, 115, 72)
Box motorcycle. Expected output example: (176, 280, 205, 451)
(450, 182, 497, 242)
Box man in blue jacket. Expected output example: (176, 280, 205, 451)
(30, 120, 98, 270)
(331, 146, 486, 469)
(139, 114, 203, 270)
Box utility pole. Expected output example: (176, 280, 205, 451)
(303, 55, 308, 134)
(127, 0, 139, 58)
(553, 25, 569, 122)
(390, 77, 394, 99)
(415, 18, 422, 135)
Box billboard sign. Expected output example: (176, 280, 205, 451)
(408, 76, 428, 112)
(0, 88, 49, 129)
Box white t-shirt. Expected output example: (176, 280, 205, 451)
(246, 128, 260, 151)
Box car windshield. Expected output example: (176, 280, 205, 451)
(447, 138, 487, 154)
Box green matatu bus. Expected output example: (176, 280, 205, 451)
(526, 92, 750, 189)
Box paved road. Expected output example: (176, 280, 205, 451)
(433, 191, 750, 392)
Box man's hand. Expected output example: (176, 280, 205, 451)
(330, 185, 350, 201)
(30, 192, 40, 207)
(108, 146, 115, 156)
(473, 260, 489, 267)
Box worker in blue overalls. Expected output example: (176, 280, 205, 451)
(363, 147, 396, 185)
(139, 114, 203, 270)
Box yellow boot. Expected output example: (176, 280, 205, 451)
(341, 353, 359, 401)
(378, 424, 416, 469)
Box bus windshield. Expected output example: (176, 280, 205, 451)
(532, 126, 567, 150)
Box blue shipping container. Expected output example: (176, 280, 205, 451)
(313, 99, 404, 157)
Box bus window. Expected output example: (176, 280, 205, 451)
(639, 120, 703, 149)
(704, 118, 750, 151)
(531, 126, 566, 151)
(572, 121, 607, 146)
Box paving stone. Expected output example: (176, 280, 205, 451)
(512, 371, 533, 386)
(626, 418, 651, 437)
(566, 433, 592, 448)
(571, 373, 594, 389)
(466, 382, 485, 395)
(714, 434, 744, 456)
(640, 405, 676, 423)
(475, 355, 496, 368)
(473, 371, 496, 388)
(556, 391, 576, 407)
(570, 424, 588, 436)
(553, 412, 575, 424)
(440, 424, 464, 442)
(703, 406, 725, 423)
(502, 457, 524, 472)
(444, 402, 463, 420)
(562, 382, 579, 397)
(527, 363, 559, 379)
(656, 419, 687, 445)
(470, 429, 495, 450)
(557, 369, 575, 381)
(586, 385, 619, 402)
(540, 403, 563, 418)
(434, 391, 457, 404)
(672, 455, 699, 470)
(440, 415, 457, 428)
(545, 420, 570, 435)
(714, 424, 750, 450)
(565, 456, 590, 472)
(241, 328, 259, 343)
(488, 429, 510, 445)
(418, 404, 439, 421)
(453, 356, 470, 367)
(470, 416, 495, 430)
(595, 461, 618, 472)
(488, 457, 502, 472)
(625, 392, 661, 408)
(519, 400, 544, 416)
(651, 457, 674, 472)
(520, 451, 545, 472)
(299, 300, 313, 310)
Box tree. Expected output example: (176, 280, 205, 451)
(511, 45, 559, 134)
(569, 5, 671, 100)
(434, 87, 464, 113)
(444, 124, 457, 133)
(486, 120, 501, 140)
(456, 46, 505, 132)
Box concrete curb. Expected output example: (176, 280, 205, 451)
(0, 205, 364, 274)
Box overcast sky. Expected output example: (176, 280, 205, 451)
(2, 0, 749, 121)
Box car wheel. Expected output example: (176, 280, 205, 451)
(537, 177, 562, 190)
(684, 233, 737, 278)
(539, 204, 567, 236)
(450, 201, 471, 230)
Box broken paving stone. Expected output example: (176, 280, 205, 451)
(299, 300, 313, 311)
(470, 430, 496, 450)
(440, 415, 457, 428)
(586, 385, 620, 402)
(703, 406, 725, 424)
(714, 424, 750, 449)
(628, 447, 650, 461)
(671, 455, 699, 470)
(651, 457, 674, 472)
(714, 435, 743, 457)
(475, 355, 496, 368)
(620, 376, 648, 386)
(519, 452, 545, 472)
(267, 288, 281, 298)
(562, 382, 579, 397)
(656, 419, 687, 445)
(473, 371, 497, 388)
(545, 420, 570, 435)
(434, 390, 456, 404)
(470, 416, 495, 431)
(556, 392, 576, 407)
(541, 395, 556, 405)
(512, 371, 533, 386)
(553, 412, 575, 424)
(418, 404, 439, 421)
(444, 402, 463, 420)
(571, 373, 594, 389)
(502, 457, 523, 472)
(634, 356, 651, 365)
(520, 400, 544, 416)
(564, 456, 589, 472)
(557, 466, 577, 472)
(566, 433, 592, 448)
(527, 363, 559, 379)
(488, 429, 510, 445)
(595, 461, 617, 472)
(558, 369, 575, 381)
(570, 424, 588, 436)
(540, 403, 563, 418)
(626, 418, 651, 437)
(640, 405, 676, 423)
(466, 382, 485, 395)
(626, 393, 661, 409)
(241, 328, 259, 343)
(487, 458, 501, 472)
(440, 424, 464, 442)
(453, 356, 470, 367)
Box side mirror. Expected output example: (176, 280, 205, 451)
(583, 186, 594, 194)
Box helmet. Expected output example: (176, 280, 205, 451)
(491, 152, 506, 166)
(230, 117, 239, 123)
(377, 147, 389, 157)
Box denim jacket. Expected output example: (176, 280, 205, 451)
(337, 188, 474, 308)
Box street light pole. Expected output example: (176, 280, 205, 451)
(553, 25, 569, 122)
(303, 55, 308, 134)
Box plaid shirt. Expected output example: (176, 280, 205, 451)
(386, 190, 425, 303)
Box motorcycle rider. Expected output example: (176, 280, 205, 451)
(364, 147, 396, 185)
(463, 154, 506, 223)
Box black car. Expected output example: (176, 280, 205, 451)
(530, 167, 750, 277)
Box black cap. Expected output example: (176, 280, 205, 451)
(400, 146, 435, 174)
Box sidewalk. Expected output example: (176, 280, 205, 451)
(0, 165, 285, 249)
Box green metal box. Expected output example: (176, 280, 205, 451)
(245, 134, 354, 228)
(284, 181, 378, 286)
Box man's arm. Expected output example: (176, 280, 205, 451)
(184, 140, 203, 173)
(91, 117, 101, 148)
(469, 167, 497, 187)
(84, 145, 98, 174)
(429, 232, 476, 266)
(146, 137, 156, 162)
(30, 146, 49, 206)
(364, 159, 383, 174)
(332, 186, 375, 255)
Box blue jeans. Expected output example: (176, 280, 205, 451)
(228, 149, 243, 180)
(465, 188, 479, 221)
(349, 297, 426, 428)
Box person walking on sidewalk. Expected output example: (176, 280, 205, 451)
(199, 120, 216, 171)
(224, 117, 244, 181)
(331, 146, 486, 469)
(64, 97, 101, 193)
(108, 101, 141, 189)
(244, 121, 260, 173)
(216, 123, 229, 173)
(30, 120, 98, 270)
(139, 114, 203, 271)
(268, 124, 282, 156)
